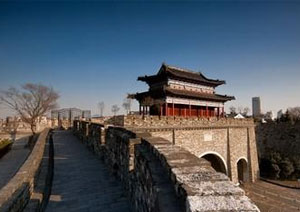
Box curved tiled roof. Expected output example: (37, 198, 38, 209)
(164, 87, 235, 102)
(131, 87, 235, 103)
(138, 63, 225, 86)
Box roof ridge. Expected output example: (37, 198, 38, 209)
(164, 63, 202, 75)
(163, 63, 224, 83)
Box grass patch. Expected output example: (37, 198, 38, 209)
(0, 139, 12, 150)
(0, 139, 13, 158)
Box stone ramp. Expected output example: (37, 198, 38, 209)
(243, 180, 300, 212)
(0, 136, 30, 190)
(45, 130, 132, 212)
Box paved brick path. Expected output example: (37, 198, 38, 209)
(46, 130, 132, 212)
(0, 136, 30, 189)
(243, 180, 300, 212)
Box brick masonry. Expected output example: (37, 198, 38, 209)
(73, 119, 259, 211)
(0, 129, 50, 212)
(121, 115, 260, 184)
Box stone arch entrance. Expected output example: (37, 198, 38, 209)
(200, 152, 227, 175)
(237, 158, 249, 183)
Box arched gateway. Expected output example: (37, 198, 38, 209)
(200, 152, 227, 175)
(237, 158, 249, 183)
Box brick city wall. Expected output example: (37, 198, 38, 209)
(110, 115, 259, 184)
(116, 114, 254, 128)
(0, 129, 50, 212)
(148, 126, 259, 184)
(73, 120, 259, 211)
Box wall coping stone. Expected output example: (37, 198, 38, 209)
(140, 136, 260, 211)
(73, 120, 259, 211)
(0, 128, 50, 211)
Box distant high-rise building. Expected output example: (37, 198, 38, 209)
(252, 97, 261, 117)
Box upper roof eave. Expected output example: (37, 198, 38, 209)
(164, 88, 235, 102)
(137, 63, 226, 86)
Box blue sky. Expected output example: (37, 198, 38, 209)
(0, 1, 299, 117)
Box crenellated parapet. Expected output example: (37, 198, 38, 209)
(107, 115, 255, 128)
(138, 136, 259, 211)
(0, 129, 51, 212)
(73, 120, 259, 212)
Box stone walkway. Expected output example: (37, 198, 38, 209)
(46, 130, 132, 212)
(243, 180, 300, 212)
(0, 135, 30, 189)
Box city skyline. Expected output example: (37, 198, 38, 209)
(1, 1, 300, 118)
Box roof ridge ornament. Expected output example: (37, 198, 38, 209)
(166, 63, 201, 75)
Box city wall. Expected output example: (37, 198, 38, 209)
(0, 128, 51, 212)
(111, 115, 259, 184)
(73, 120, 259, 211)
(107, 114, 254, 127)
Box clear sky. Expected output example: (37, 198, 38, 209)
(0, 1, 299, 118)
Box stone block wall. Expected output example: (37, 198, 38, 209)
(0, 129, 50, 212)
(73, 120, 105, 158)
(138, 136, 259, 211)
(105, 115, 255, 128)
(123, 115, 254, 128)
(148, 125, 259, 184)
(121, 115, 260, 184)
(74, 121, 259, 211)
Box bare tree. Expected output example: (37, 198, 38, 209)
(0, 83, 59, 134)
(264, 111, 274, 120)
(98, 101, 105, 117)
(237, 106, 244, 114)
(243, 107, 250, 116)
(122, 98, 132, 115)
(229, 106, 236, 115)
(287, 107, 300, 122)
(111, 104, 120, 116)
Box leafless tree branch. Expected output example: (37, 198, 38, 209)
(0, 83, 59, 134)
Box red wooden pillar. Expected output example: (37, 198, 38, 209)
(142, 106, 145, 116)
(165, 103, 168, 116)
(189, 104, 191, 117)
(172, 103, 175, 116)
(206, 105, 208, 117)
(217, 107, 220, 118)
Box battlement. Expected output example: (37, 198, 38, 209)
(106, 115, 255, 128)
(73, 120, 259, 211)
